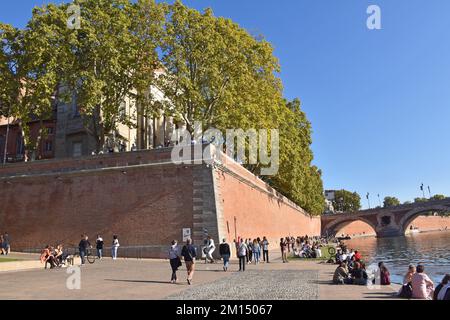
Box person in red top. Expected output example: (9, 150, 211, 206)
(354, 250, 362, 261)
(379, 262, 391, 285)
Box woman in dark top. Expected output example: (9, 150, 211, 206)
(434, 274, 450, 300)
(351, 262, 369, 285)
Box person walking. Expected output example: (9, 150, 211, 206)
(280, 238, 288, 263)
(252, 239, 261, 264)
(3, 233, 10, 255)
(0, 235, 5, 255)
(219, 239, 231, 272)
(205, 235, 216, 263)
(78, 234, 91, 266)
(181, 239, 197, 285)
(169, 240, 181, 283)
(237, 239, 248, 272)
(96, 235, 104, 260)
(262, 236, 270, 263)
(246, 238, 253, 264)
(111, 235, 120, 260)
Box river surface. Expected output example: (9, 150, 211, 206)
(344, 231, 450, 284)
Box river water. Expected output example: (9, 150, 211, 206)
(344, 231, 450, 284)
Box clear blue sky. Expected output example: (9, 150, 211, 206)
(2, 0, 450, 207)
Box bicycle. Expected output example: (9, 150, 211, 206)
(74, 247, 97, 264)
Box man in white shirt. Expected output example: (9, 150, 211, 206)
(206, 236, 216, 263)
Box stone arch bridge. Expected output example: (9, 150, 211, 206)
(321, 198, 450, 238)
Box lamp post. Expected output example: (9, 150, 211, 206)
(378, 194, 382, 207)
(366, 192, 371, 209)
(420, 183, 425, 198)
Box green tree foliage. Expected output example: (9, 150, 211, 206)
(0, 0, 325, 215)
(0, 8, 63, 159)
(430, 194, 446, 201)
(414, 197, 428, 203)
(383, 196, 400, 208)
(332, 190, 361, 213)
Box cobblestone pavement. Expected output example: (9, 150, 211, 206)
(167, 270, 319, 300)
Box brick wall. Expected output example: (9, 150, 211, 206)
(0, 147, 322, 258)
(214, 155, 322, 252)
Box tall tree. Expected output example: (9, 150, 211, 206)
(0, 7, 62, 160)
(332, 190, 361, 213)
(61, 0, 138, 152)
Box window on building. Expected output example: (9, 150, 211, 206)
(72, 142, 82, 158)
(45, 141, 53, 152)
(119, 101, 127, 120)
(16, 134, 24, 155)
(72, 93, 80, 117)
(47, 127, 54, 135)
(0, 135, 5, 157)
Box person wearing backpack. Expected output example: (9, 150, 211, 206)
(237, 239, 248, 271)
(169, 240, 182, 283)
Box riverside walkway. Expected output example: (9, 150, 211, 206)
(0, 252, 400, 300)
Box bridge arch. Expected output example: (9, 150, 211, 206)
(399, 205, 450, 234)
(323, 216, 378, 238)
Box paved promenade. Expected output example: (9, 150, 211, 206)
(0, 253, 400, 300)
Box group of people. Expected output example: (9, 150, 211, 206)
(39, 244, 69, 269)
(332, 248, 377, 286)
(399, 264, 450, 300)
(234, 237, 270, 271)
(202, 236, 271, 268)
(288, 236, 327, 261)
(78, 234, 120, 265)
(168, 236, 272, 285)
(39, 234, 120, 268)
(0, 232, 10, 255)
(331, 244, 450, 300)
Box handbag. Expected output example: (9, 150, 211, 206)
(177, 257, 182, 268)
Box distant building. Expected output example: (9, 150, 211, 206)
(1, 76, 179, 161)
(0, 111, 56, 163)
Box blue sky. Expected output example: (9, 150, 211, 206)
(1, 0, 449, 207)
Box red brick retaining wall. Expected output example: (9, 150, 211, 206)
(0, 148, 321, 258)
(214, 156, 321, 251)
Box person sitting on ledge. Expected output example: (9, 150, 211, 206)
(351, 262, 369, 285)
(40, 245, 58, 269)
(333, 261, 352, 284)
(434, 274, 450, 300)
(411, 264, 434, 300)
(378, 262, 391, 285)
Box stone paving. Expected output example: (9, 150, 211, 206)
(0, 252, 400, 300)
(167, 270, 319, 300)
